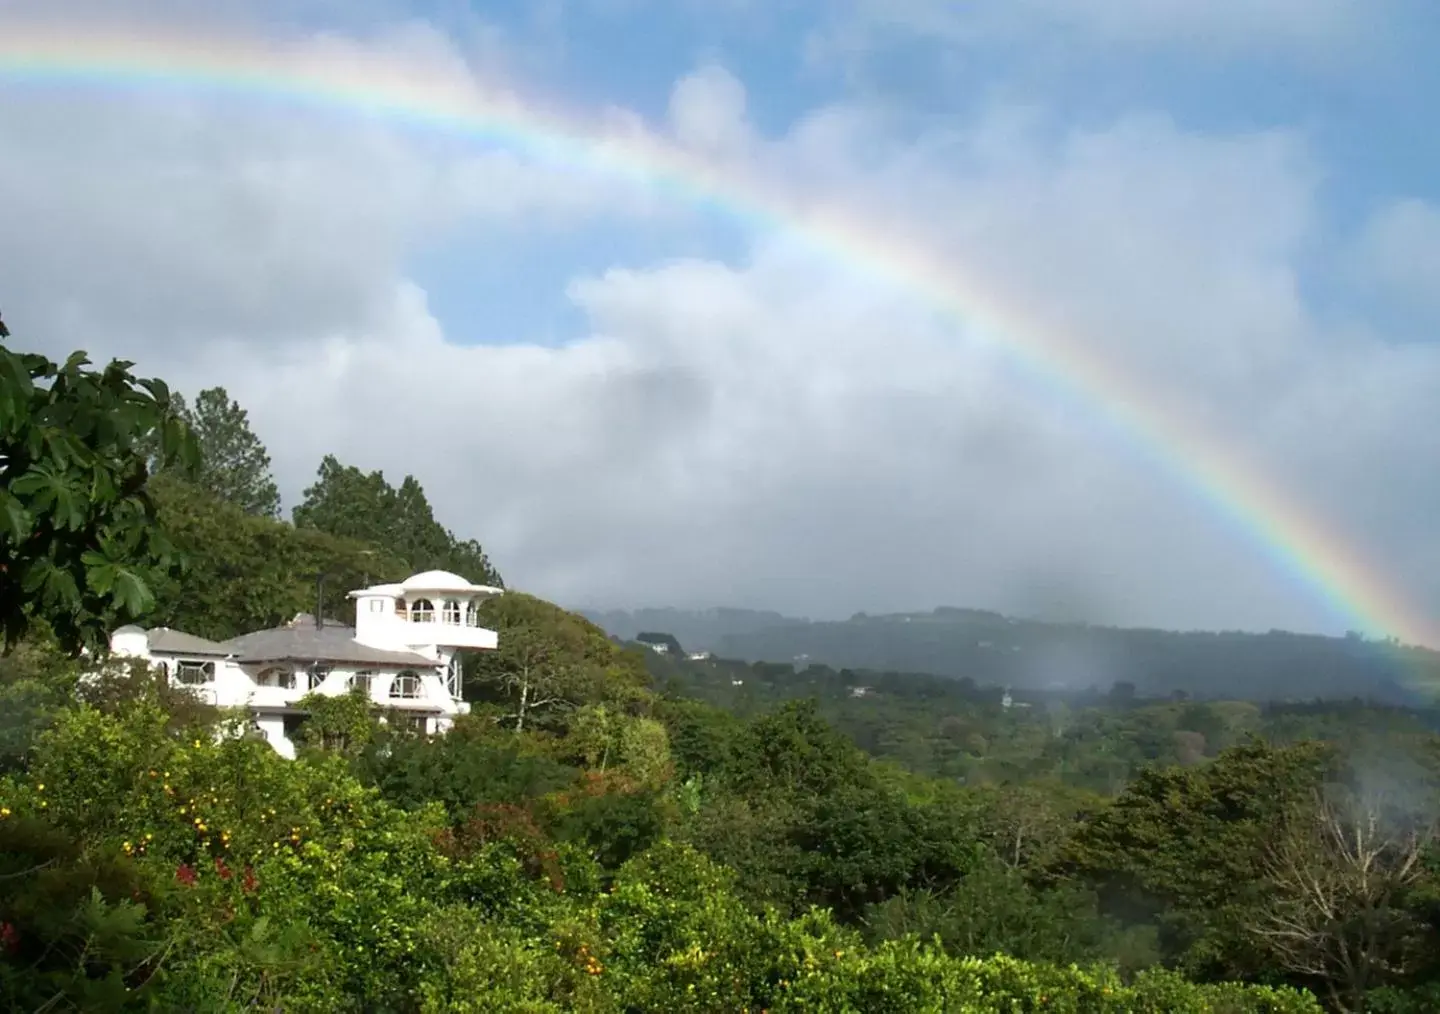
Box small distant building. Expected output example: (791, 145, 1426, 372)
(731, 679, 744, 687)
(850, 686, 872, 698)
(635, 632, 684, 656)
(107, 569, 502, 759)
(688, 650, 713, 661)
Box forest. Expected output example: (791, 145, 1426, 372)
(584, 606, 1440, 705)
(2, 322, 1438, 1011)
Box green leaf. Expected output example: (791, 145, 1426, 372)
(21, 558, 52, 594)
(137, 376, 171, 405)
(111, 568, 155, 617)
(0, 347, 36, 400)
(0, 490, 30, 543)
(42, 566, 80, 608)
(84, 553, 118, 596)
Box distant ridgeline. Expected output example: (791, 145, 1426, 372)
(581, 606, 1440, 704)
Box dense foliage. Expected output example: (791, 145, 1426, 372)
(293, 454, 502, 589)
(166, 386, 282, 519)
(0, 319, 198, 653)
(0, 640, 1327, 1012)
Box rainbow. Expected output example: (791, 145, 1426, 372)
(1, 21, 1434, 651)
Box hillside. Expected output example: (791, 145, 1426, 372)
(637, 644, 1440, 790)
(0, 337, 1429, 1011)
(584, 605, 1440, 703)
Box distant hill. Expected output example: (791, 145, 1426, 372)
(579, 605, 1440, 704)
(578, 607, 803, 652)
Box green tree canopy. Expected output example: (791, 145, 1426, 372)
(146, 475, 412, 641)
(1060, 739, 1337, 980)
(468, 592, 651, 732)
(292, 455, 501, 587)
(0, 318, 198, 653)
(171, 387, 280, 518)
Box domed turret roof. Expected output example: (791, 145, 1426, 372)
(401, 570, 480, 593)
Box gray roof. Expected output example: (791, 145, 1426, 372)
(220, 623, 434, 668)
(147, 628, 232, 656)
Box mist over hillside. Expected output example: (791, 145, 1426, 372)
(580, 605, 1440, 704)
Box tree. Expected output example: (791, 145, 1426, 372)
(173, 387, 281, 518)
(0, 319, 198, 654)
(467, 592, 650, 733)
(1060, 739, 1337, 980)
(1255, 785, 1438, 1012)
(470, 604, 594, 733)
(292, 455, 501, 587)
(145, 475, 412, 641)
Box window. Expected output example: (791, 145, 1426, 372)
(442, 599, 462, 625)
(404, 715, 430, 735)
(464, 602, 479, 627)
(445, 656, 463, 699)
(389, 671, 423, 699)
(306, 664, 331, 691)
(174, 660, 215, 685)
(256, 667, 296, 690)
(369, 599, 385, 613)
(410, 599, 434, 623)
(350, 671, 375, 696)
(394, 598, 407, 619)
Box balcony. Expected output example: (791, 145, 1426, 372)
(360, 596, 500, 651)
(393, 614, 498, 650)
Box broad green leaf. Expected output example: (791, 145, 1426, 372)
(0, 490, 30, 543)
(112, 568, 155, 616)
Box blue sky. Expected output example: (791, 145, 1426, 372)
(393, 0, 1440, 348)
(4, 0, 1440, 639)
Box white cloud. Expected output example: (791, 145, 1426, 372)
(2, 15, 1437, 641)
(0, 22, 667, 359)
(668, 64, 754, 156)
(1349, 199, 1440, 315)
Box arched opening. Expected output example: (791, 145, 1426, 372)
(393, 597, 407, 619)
(442, 599, 462, 625)
(464, 601, 479, 627)
(256, 666, 296, 690)
(389, 670, 423, 699)
(409, 599, 435, 623)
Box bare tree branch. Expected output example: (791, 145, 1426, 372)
(1252, 784, 1436, 1013)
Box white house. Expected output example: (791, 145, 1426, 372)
(108, 570, 502, 759)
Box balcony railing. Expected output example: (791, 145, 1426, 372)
(399, 612, 485, 628)
(395, 599, 486, 628)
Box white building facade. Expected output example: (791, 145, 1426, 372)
(108, 570, 502, 758)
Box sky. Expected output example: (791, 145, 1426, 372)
(2, 0, 1439, 638)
